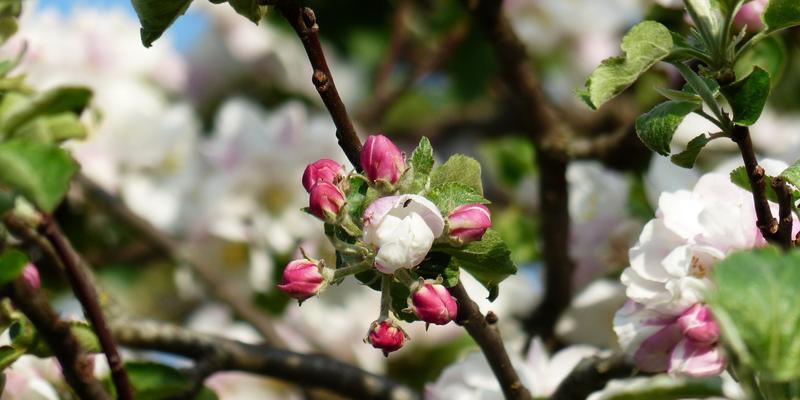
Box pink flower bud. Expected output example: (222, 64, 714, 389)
(678, 304, 719, 345)
(21, 263, 40, 291)
(309, 182, 346, 221)
(411, 282, 458, 325)
(447, 204, 491, 244)
(733, 0, 767, 31)
(360, 135, 405, 185)
(277, 259, 326, 301)
(302, 159, 344, 193)
(367, 319, 406, 356)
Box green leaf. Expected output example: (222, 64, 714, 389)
(730, 165, 782, 202)
(430, 154, 483, 196)
(426, 182, 489, 215)
(671, 134, 711, 168)
(344, 176, 368, 225)
(408, 137, 434, 193)
(707, 247, 800, 381)
(763, 0, 800, 33)
(734, 36, 787, 85)
(0, 16, 16, 43)
(69, 322, 101, 353)
(0, 346, 24, 371)
(781, 160, 800, 191)
(0, 86, 92, 136)
(635, 101, 700, 156)
(12, 113, 87, 143)
(432, 229, 516, 301)
(581, 21, 674, 109)
(720, 67, 771, 126)
(0, 140, 79, 212)
(226, 0, 265, 24)
(590, 375, 724, 400)
(416, 252, 459, 287)
(131, 0, 193, 47)
(125, 361, 193, 399)
(0, 248, 27, 286)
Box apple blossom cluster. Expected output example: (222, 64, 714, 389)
(278, 135, 494, 356)
(614, 171, 797, 377)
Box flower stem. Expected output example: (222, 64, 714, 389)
(393, 269, 417, 288)
(379, 274, 392, 319)
(332, 261, 373, 281)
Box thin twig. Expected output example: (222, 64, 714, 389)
(274, 0, 363, 168)
(731, 125, 779, 242)
(771, 176, 794, 249)
(111, 318, 419, 400)
(448, 281, 533, 400)
(2, 278, 110, 400)
(549, 353, 635, 400)
(76, 175, 285, 347)
(39, 214, 133, 400)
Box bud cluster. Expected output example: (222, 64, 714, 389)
(279, 134, 493, 356)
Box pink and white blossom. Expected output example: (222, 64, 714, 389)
(447, 204, 492, 244)
(308, 182, 346, 221)
(367, 320, 406, 356)
(410, 282, 458, 325)
(277, 259, 328, 301)
(360, 135, 406, 185)
(302, 159, 344, 193)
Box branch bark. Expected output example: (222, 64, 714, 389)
(771, 177, 794, 249)
(274, 0, 362, 168)
(38, 215, 133, 400)
(448, 281, 533, 400)
(111, 318, 418, 400)
(76, 175, 285, 347)
(731, 125, 779, 242)
(549, 353, 634, 400)
(3, 278, 110, 400)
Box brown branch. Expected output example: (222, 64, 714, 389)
(38, 215, 133, 400)
(549, 353, 635, 400)
(448, 281, 533, 400)
(731, 125, 779, 242)
(2, 278, 110, 400)
(274, 0, 363, 168)
(111, 318, 419, 400)
(771, 176, 794, 249)
(76, 175, 285, 347)
(459, 0, 576, 343)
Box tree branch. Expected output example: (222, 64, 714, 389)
(771, 176, 794, 249)
(448, 281, 533, 400)
(549, 353, 634, 400)
(2, 278, 110, 400)
(731, 125, 779, 242)
(38, 214, 133, 400)
(274, 0, 363, 168)
(110, 318, 419, 400)
(76, 175, 286, 347)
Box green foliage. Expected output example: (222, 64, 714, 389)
(780, 160, 800, 191)
(0, 140, 78, 212)
(580, 21, 674, 109)
(226, 0, 266, 24)
(671, 134, 711, 169)
(426, 183, 489, 215)
(477, 137, 536, 189)
(763, 0, 800, 33)
(124, 361, 195, 399)
(590, 375, 724, 400)
(344, 176, 368, 224)
(131, 0, 193, 47)
(0, 346, 24, 371)
(491, 207, 540, 264)
(12, 113, 87, 143)
(0, 248, 26, 286)
(734, 36, 787, 84)
(416, 252, 459, 287)
(728, 166, 798, 203)
(407, 137, 434, 193)
(635, 101, 699, 156)
(720, 67, 771, 126)
(433, 230, 516, 301)
(430, 154, 484, 196)
(0, 87, 92, 137)
(707, 247, 800, 382)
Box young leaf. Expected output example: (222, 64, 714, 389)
(430, 154, 484, 196)
(12, 113, 87, 143)
(432, 229, 516, 301)
(707, 247, 800, 382)
(0, 248, 27, 286)
(581, 21, 674, 109)
(426, 183, 489, 215)
(763, 0, 800, 34)
(671, 134, 711, 168)
(124, 361, 193, 399)
(729, 165, 781, 202)
(720, 67, 771, 126)
(0, 346, 24, 371)
(132, 0, 193, 47)
(734, 36, 787, 84)
(227, 0, 265, 24)
(0, 140, 78, 212)
(408, 137, 434, 193)
(635, 101, 700, 156)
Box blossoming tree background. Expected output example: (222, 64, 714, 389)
(0, 0, 799, 398)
